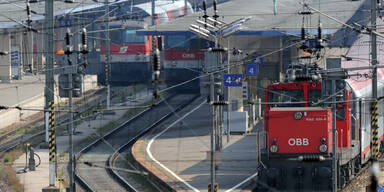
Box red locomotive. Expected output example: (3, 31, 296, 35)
(99, 0, 193, 84)
(258, 63, 360, 191)
(257, 34, 384, 191)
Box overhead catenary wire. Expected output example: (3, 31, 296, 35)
(1, 1, 380, 190)
(0, 20, 375, 114)
(0, 0, 375, 36)
(0, 1, 375, 121)
(1, 29, 373, 112)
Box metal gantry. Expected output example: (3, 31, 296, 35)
(189, 1, 250, 191)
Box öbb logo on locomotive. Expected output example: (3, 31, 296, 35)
(288, 138, 309, 146)
(119, 46, 128, 54)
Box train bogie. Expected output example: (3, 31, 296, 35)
(257, 157, 333, 191)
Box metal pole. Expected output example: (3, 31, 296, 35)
(226, 39, 230, 143)
(184, 0, 188, 15)
(44, 0, 56, 188)
(215, 95, 220, 151)
(210, 74, 215, 192)
(371, 0, 377, 100)
(151, 0, 156, 99)
(68, 71, 74, 192)
(151, 0, 155, 26)
(218, 50, 223, 150)
(257, 129, 260, 163)
(64, 27, 74, 192)
(332, 80, 337, 192)
(371, 0, 379, 161)
(105, 0, 111, 109)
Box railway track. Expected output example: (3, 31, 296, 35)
(340, 160, 383, 192)
(75, 94, 199, 191)
(0, 86, 143, 154)
(0, 89, 106, 154)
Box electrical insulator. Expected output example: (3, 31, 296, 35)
(203, 0, 207, 13)
(65, 28, 70, 46)
(157, 36, 162, 51)
(26, 0, 31, 25)
(65, 28, 72, 56)
(152, 48, 161, 100)
(82, 28, 87, 49)
(213, 0, 217, 13)
(213, 0, 218, 20)
(153, 48, 160, 72)
(81, 28, 88, 55)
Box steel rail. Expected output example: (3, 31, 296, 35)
(0, 89, 107, 154)
(75, 94, 198, 191)
(108, 95, 200, 191)
(74, 95, 167, 192)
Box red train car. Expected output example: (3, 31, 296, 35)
(98, 0, 193, 84)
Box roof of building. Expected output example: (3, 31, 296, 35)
(0, 0, 103, 28)
(0, 0, 161, 29)
(138, 0, 370, 36)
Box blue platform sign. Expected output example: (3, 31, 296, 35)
(246, 64, 258, 76)
(223, 74, 243, 87)
(60, 19, 72, 27)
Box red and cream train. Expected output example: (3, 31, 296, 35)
(257, 28, 384, 191)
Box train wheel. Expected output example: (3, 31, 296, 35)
(353, 157, 361, 174)
(339, 166, 347, 188)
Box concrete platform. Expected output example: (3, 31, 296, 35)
(133, 101, 262, 192)
(13, 149, 60, 192)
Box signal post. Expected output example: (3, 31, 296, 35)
(56, 27, 88, 192)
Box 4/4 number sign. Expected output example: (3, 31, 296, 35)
(223, 74, 243, 87)
(246, 64, 258, 76)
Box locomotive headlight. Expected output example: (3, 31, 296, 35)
(270, 145, 278, 153)
(319, 144, 328, 153)
(294, 112, 303, 120)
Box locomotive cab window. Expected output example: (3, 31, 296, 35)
(109, 30, 122, 44)
(190, 37, 210, 49)
(123, 30, 145, 43)
(268, 90, 304, 107)
(165, 35, 188, 49)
